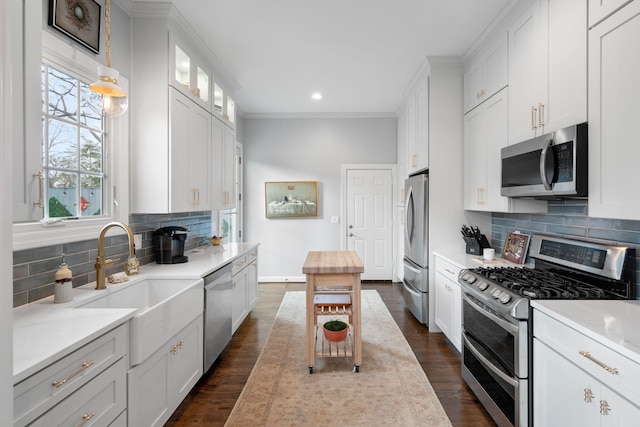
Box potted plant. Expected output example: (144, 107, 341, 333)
(322, 320, 349, 342)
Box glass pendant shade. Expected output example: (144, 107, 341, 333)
(89, 66, 128, 117)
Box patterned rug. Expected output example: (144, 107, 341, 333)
(224, 290, 452, 426)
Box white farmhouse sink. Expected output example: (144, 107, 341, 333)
(77, 277, 204, 365)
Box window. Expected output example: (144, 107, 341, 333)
(13, 30, 129, 251)
(42, 62, 105, 219)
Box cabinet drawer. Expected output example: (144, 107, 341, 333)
(534, 310, 640, 404)
(247, 248, 258, 264)
(232, 254, 248, 275)
(434, 257, 462, 283)
(14, 324, 127, 426)
(589, 0, 634, 27)
(29, 357, 126, 427)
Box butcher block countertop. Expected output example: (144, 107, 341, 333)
(302, 251, 364, 274)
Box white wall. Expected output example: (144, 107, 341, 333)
(242, 117, 397, 280)
(1, 0, 14, 418)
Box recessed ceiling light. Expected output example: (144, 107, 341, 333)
(311, 92, 322, 100)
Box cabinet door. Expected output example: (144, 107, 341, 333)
(223, 127, 237, 209)
(192, 105, 211, 211)
(463, 59, 483, 114)
(533, 339, 600, 427)
(127, 349, 171, 427)
(210, 118, 225, 210)
(546, 0, 587, 133)
(600, 384, 640, 427)
(434, 271, 453, 340)
(232, 268, 248, 333)
(170, 317, 203, 405)
(482, 89, 510, 212)
(415, 77, 429, 171)
(247, 260, 258, 310)
(406, 93, 418, 173)
(588, 0, 640, 220)
(463, 106, 485, 210)
(170, 90, 195, 213)
(509, 0, 548, 144)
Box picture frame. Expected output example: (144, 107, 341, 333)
(265, 181, 318, 218)
(49, 0, 101, 54)
(502, 232, 530, 264)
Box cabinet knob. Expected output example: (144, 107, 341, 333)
(583, 388, 594, 403)
(599, 400, 611, 415)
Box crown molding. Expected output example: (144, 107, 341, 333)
(242, 112, 397, 120)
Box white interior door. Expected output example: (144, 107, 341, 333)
(345, 167, 393, 280)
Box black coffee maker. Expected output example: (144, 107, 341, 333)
(153, 226, 189, 264)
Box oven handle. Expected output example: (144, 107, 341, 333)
(462, 292, 518, 336)
(464, 335, 519, 388)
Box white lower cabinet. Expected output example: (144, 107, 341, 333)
(232, 249, 258, 333)
(13, 324, 127, 427)
(434, 256, 462, 352)
(128, 315, 203, 427)
(533, 309, 640, 426)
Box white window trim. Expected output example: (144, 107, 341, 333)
(13, 31, 130, 251)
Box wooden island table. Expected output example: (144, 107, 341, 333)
(302, 251, 364, 373)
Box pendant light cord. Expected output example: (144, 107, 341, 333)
(105, 0, 111, 68)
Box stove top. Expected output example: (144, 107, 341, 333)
(458, 234, 635, 320)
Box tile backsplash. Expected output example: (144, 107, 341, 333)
(491, 200, 640, 298)
(12, 211, 212, 307)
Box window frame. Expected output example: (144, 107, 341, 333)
(13, 31, 129, 251)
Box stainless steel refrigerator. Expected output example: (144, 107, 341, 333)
(403, 172, 429, 324)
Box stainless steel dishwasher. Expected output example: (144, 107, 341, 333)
(203, 263, 233, 373)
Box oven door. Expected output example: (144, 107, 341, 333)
(462, 292, 529, 426)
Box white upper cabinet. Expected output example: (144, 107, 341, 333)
(131, 13, 218, 213)
(463, 31, 508, 114)
(508, 0, 587, 144)
(463, 88, 546, 213)
(225, 96, 236, 129)
(403, 70, 429, 175)
(588, 0, 640, 220)
(170, 35, 212, 112)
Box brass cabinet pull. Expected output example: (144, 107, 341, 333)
(600, 400, 611, 415)
(78, 411, 95, 427)
(52, 361, 95, 388)
(584, 388, 594, 402)
(531, 106, 537, 129)
(579, 351, 619, 374)
(33, 171, 44, 208)
(445, 268, 455, 275)
(538, 103, 545, 127)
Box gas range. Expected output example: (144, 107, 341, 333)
(458, 234, 635, 427)
(459, 234, 635, 320)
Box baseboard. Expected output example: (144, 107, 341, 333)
(258, 276, 305, 283)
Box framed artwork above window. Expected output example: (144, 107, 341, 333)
(48, 0, 101, 53)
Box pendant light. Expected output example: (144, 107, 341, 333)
(89, 0, 128, 117)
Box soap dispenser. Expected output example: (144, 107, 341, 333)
(54, 254, 73, 303)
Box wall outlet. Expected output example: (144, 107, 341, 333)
(331, 216, 340, 224)
(134, 234, 142, 250)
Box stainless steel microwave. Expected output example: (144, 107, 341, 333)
(501, 123, 587, 199)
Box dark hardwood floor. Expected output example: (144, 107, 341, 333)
(166, 282, 497, 426)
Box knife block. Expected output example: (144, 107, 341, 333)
(463, 235, 492, 255)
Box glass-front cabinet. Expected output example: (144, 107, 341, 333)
(170, 38, 212, 111)
(213, 83, 224, 120)
(225, 96, 236, 128)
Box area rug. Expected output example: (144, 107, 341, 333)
(224, 290, 452, 426)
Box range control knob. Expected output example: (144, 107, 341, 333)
(477, 281, 489, 291)
(466, 275, 477, 284)
(492, 289, 502, 299)
(499, 293, 512, 304)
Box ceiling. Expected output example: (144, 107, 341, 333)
(132, 0, 512, 116)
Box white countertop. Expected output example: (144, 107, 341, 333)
(13, 242, 259, 384)
(532, 299, 640, 364)
(433, 246, 530, 269)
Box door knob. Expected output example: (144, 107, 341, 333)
(349, 233, 354, 237)
(349, 225, 353, 229)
